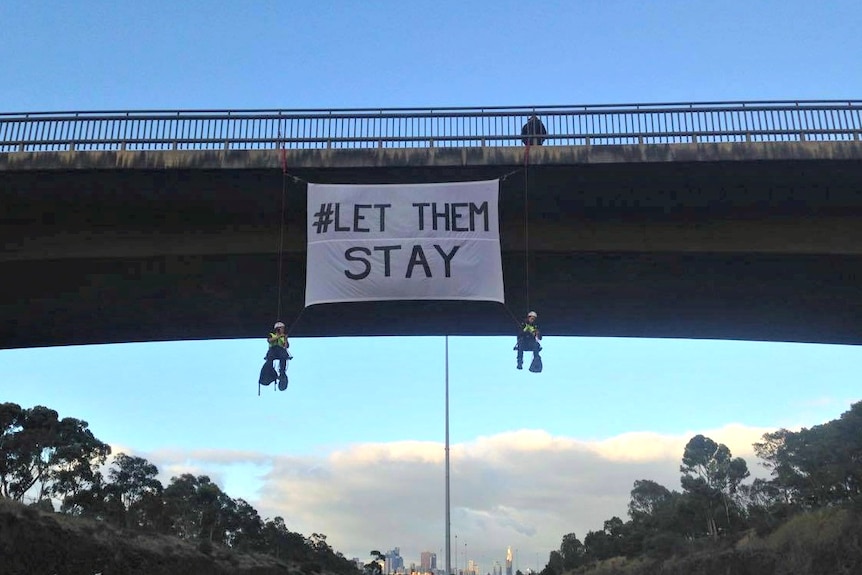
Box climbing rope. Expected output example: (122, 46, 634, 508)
(275, 131, 289, 324)
(276, 179, 287, 322)
(523, 143, 531, 313)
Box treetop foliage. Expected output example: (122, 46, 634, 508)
(0, 402, 359, 574)
(544, 401, 862, 572)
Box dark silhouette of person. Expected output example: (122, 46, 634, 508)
(259, 321, 292, 390)
(514, 311, 542, 370)
(521, 115, 547, 146)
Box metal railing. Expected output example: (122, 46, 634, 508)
(1, 101, 860, 153)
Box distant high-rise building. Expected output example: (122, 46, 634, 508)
(493, 561, 503, 575)
(385, 548, 404, 574)
(505, 547, 513, 575)
(421, 551, 437, 572)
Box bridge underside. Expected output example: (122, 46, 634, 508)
(3, 144, 862, 348)
(4, 251, 862, 348)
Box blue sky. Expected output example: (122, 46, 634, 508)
(2, 0, 862, 570)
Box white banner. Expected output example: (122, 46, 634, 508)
(305, 180, 503, 306)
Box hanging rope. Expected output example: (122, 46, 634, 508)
(503, 302, 526, 329)
(523, 143, 531, 313)
(287, 306, 306, 336)
(275, 133, 288, 322)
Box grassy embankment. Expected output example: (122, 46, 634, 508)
(576, 506, 862, 575)
(0, 498, 310, 575)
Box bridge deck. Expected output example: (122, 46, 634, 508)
(3, 142, 862, 348)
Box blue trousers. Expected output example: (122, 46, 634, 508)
(516, 337, 541, 367)
(265, 346, 289, 375)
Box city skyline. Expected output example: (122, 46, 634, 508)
(365, 545, 534, 575)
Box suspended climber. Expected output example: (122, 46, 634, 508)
(514, 311, 543, 372)
(259, 321, 293, 390)
(515, 118, 545, 373)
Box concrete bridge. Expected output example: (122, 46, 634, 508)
(2, 102, 862, 349)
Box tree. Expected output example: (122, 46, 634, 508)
(161, 473, 232, 542)
(680, 434, 749, 537)
(58, 469, 111, 518)
(546, 550, 563, 575)
(108, 454, 161, 510)
(559, 533, 585, 570)
(50, 416, 111, 507)
(366, 550, 386, 575)
(261, 516, 290, 559)
(583, 516, 630, 562)
(0, 403, 109, 504)
(223, 497, 264, 551)
(0, 402, 28, 499)
(105, 453, 163, 528)
(628, 479, 673, 521)
(0, 404, 59, 500)
(309, 532, 332, 553)
(754, 401, 862, 508)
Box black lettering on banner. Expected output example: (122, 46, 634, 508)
(374, 203, 391, 232)
(353, 204, 371, 232)
(432, 202, 449, 231)
(331, 203, 392, 232)
(414, 201, 490, 232)
(374, 245, 402, 277)
(470, 201, 489, 232)
(451, 203, 469, 232)
(433, 244, 461, 277)
(406, 246, 432, 278)
(334, 202, 350, 232)
(413, 202, 430, 231)
(344, 247, 372, 280)
(343, 243, 463, 279)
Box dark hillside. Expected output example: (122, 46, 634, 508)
(0, 499, 299, 575)
(575, 506, 862, 575)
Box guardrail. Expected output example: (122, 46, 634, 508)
(1, 101, 860, 153)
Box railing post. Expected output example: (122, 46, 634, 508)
(173, 111, 180, 150)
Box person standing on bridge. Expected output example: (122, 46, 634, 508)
(521, 115, 547, 146)
(514, 311, 542, 371)
(260, 321, 292, 390)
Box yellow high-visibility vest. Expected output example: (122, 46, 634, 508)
(269, 332, 286, 347)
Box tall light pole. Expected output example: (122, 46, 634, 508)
(454, 534, 458, 575)
(445, 337, 451, 575)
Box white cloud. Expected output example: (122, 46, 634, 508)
(136, 424, 775, 570)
